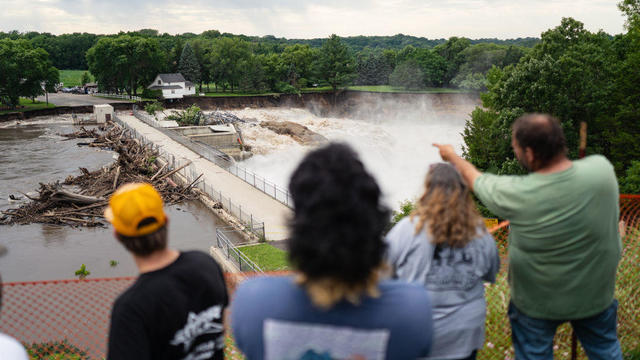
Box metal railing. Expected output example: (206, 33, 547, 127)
(132, 106, 294, 209)
(94, 93, 141, 101)
(112, 114, 266, 240)
(216, 227, 263, 273)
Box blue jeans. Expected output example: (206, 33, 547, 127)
(508, 300, 622, 360)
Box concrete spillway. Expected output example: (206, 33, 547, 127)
(117, 112, 292, 241)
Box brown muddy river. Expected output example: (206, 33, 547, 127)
(0, 120, 232, 282)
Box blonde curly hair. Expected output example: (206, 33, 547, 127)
(411, 163, 482, 247)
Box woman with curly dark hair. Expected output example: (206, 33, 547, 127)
(386, 163, 500, 360)
(232, 143, 434, 360)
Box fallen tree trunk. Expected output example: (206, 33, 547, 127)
(51, 190, 105, 205)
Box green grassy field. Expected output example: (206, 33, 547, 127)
(347, 85, 469, 93)
(0, 98, 56, 114)
(237, 243, 289, 271)
(204, 91, 280, 97)
(59, 69, 93, 87)
(201, 84, 469, 97)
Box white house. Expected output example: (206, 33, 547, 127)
(147, 73, 196, 99)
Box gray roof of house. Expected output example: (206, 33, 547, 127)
(185, 81, 194, 87)
(158, 73, 186, 83)
(148, 85, 183, 90)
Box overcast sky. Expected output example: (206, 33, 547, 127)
(0, 0, 626, 39)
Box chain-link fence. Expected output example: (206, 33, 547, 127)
(1, 196, 637, 359)
(479, 194, 640, 360)
(132, 107, 293, 209)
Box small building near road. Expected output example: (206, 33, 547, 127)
(147, 73, 196, 99)
(93, 104, 114, 124)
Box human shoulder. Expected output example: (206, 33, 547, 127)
(386, 216, 418, 243)
(180, 250, 219, 265)
(378, 280, 431, 309)
(577, 154, 614, 170)
(235, 276, 295, 300)
(0, 333, 28, 360)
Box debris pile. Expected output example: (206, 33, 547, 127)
(1, 123, 199, 227)
(202, 111, 246, 125)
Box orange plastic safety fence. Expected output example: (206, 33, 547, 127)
(1, 196, 638, 359)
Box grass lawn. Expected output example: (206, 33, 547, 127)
(204, 91, 281, 97)
(0, 98, 56, 114)
(237, 243, 289, 271)
(347, 85, 469, 93)
(59, 69, 94, 87)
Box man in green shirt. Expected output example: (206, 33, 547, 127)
(434, 113, 622, 360)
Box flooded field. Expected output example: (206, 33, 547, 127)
(0, 119, 231, 282)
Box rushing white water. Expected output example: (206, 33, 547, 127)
(231, 104, 474, 210)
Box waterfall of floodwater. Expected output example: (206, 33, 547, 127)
(231, 100, 476, 209)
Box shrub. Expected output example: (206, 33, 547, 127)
(619, 161, 640, 194)
(385, 199, 415, 233)
(26, 340, 88, 360)
(141, 88, 162, 99)
(144, 101, 163, 116)
(168, 104, 203, 126)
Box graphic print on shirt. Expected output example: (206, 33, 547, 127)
(171, 305, 224, 356)
(426, 245, 479, 291)
(264, 319, 390, 360)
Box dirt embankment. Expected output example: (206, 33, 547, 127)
(260, 121, 328, 146)
(167, 91, 480, 121)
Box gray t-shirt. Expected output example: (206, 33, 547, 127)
(385, 217, 499, 359)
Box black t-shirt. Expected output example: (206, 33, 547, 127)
(108, 251, 228, 360)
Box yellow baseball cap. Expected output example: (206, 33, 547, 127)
(104, 183, 167, 237)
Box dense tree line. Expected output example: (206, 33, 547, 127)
(1, 29, 537, 93)
(462, 0, 640, 193)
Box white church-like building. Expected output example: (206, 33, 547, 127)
(147, 73, 196, 99)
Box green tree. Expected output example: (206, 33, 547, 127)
(87, 35, 165, 96)
(0, 39, 55, 108)
(178, 42, 201, 85)
(43, 66, 59, 105)
(389, 60, 424, 89)
(619, 161, 640, 194)
(207, 37, 251, 92)
(413, 48, 447, 87)
(280, 44, 315, 88)
(434, 37, 471, 86)
(81, 71, 91, 85)
(462, 8, 640, 190)
(317, 34, 356, 92)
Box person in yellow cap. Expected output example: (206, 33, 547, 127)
(105, 183, 228, 360)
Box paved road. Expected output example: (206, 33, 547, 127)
(36, 93, 131, 106)
(117, 112, 292, 241)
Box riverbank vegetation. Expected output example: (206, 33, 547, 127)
(462, 1, 640, 193)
